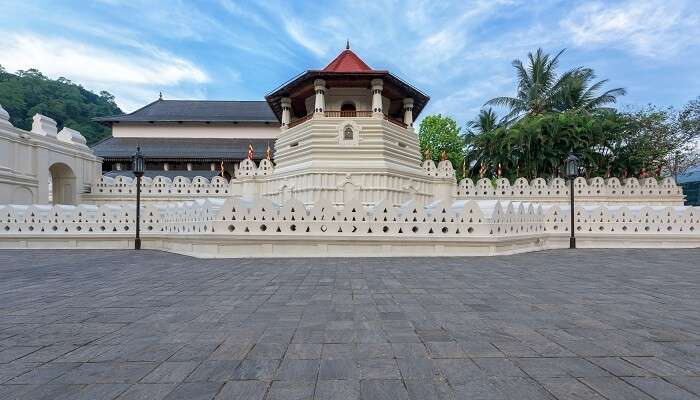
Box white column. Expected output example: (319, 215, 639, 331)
(371, 79, 383, 115)
(403, 98, 414, 127)
(313, 79, 326, 115)
(281, 97, 291, 128)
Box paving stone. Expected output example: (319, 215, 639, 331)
(580, 376, 655, 400)
(7, 383, 85, 400)
(403, 379, 440, 400)
(623, 377, 698, 400)
(141, 361, 200, 383)
(396, 357, 437, 379)
(209, 342, 253, 361)
(214, 380, 269, 400)
(72, 383, 130, 399)
(492, 377, 556, 400)
(2, 249, 700, 399)
(458, 341, 504, 358)
(54, 362, 158, 384)
(666, 377, 700, 397)
(314, 380, 359, 400)
(285, 344, 322, 360)
(170, 344, 220, 362)
(321, 344, 353, 359)
(354, 343, 393, 359)
(537, 377, 605, 399)
(0, 347, 40, 363)
(8, 362, 81, 384)
(390, 343, 428, 358)
(274, 359, 319, 382)
(0, 362, 39, 384)
(318, 359, 360, 380)
(425, 342, 467, 359)
(267, 381, 314, 400)
(115, 383, 178, 400)
(473, 357, 526, 377)
(162, 382, 223, 400)
(358, 358, 401, 379)
(623, 356, 694, 376)
(246, 343, 286, 360)
(587, 357, 653, 377)
(360, 379, 409, 400)
(230, 358, 280, 380)
(452, 377, 505, 400)
(432, 359, 485, 385)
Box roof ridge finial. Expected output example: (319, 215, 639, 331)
(346, 39, 350, 50)
(159, 91, 163, 100)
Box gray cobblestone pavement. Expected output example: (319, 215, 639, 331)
(0, 249, 699, 399)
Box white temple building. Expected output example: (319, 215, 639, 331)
(0, 46, 698, 257)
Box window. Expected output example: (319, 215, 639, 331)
(343, 125, 354, 140)
(341, 102, 356, 112)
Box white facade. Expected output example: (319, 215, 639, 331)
(0, 104, 101, 205)
(0, 45, 698, 257)
(111, 122, 278, 139)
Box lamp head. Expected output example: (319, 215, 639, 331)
(132, 146, 145, 177)
(565, 152, 578, 179)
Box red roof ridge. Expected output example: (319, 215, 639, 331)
(322, 49, 373, 72)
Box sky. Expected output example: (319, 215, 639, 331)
(1, 0, 699, 127)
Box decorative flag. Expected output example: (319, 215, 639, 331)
(220, 160, 225, 177)
(247, 143, 254, 160)
(265, 145, 272, 160)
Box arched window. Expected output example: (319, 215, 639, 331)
(341, 102, 356, 112)
(343, 125, 354, 140)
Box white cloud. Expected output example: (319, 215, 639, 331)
(0, 33, 208, 111)
(561, 0, 700, 58)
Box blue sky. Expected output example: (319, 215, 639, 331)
(1, 0, 699, 127)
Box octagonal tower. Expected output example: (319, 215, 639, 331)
(261, 45, 454, 206)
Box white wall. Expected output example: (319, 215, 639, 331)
(112, 123, 279, 139)
(0, 106, 101, 205)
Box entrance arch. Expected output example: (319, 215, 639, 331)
(49, 163, 77, 205)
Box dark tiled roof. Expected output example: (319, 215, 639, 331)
(94, 100, 278, 123)
(92, 137, 275, 161)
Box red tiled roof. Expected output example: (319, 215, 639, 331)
(322, 49, 373, 72)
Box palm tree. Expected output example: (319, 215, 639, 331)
(553, 68, 626, 113)
(486, 48, 625, 122)
(468, 108, 500, 134)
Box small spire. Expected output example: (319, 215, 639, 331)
(158, 91, 163, 100)
(346, 39, 350, 50)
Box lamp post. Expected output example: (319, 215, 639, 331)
(565, 152, 579, 249)
(131, 146, 145, 250)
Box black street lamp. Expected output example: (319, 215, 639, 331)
(131, 146, 145, 250)
(565, 152, 579, 249)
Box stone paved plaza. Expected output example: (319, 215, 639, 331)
(0, 249, 699, 399)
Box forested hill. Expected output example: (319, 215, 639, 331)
(0, 66, 123, 145)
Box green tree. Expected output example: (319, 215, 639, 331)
(486, 48, 625, 122)
(418, 114, 466, 179)
(0, 65, 122, 145)
(467, 108, 499, 134)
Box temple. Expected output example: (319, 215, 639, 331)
(0, 45, 697, 257)
(93, 99, 278, 180)
(257, 45, 453, 206)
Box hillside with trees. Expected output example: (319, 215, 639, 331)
(0, 66, 122, 145)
